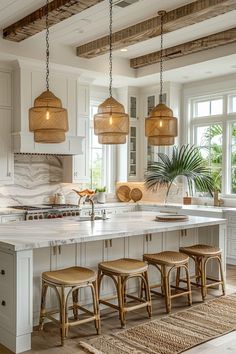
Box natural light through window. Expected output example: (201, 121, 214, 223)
(191, 93, 236, 195)
(90, 104, 106, 190)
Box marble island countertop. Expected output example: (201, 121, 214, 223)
(0, 211, 226, 252)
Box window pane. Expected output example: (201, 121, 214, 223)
(211, 99, 223, 115)
(195, 124, 222, 192)
(230, 123, 236, 193)
(196, 101, 210, 117)
(229, 95, 236, 113)
(91, 149, 103, 189)
(196, 126, 209, 146)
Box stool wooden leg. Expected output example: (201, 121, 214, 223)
(39, 281, 48, 331)
(185, 264, 192, 306)
(72, 288, 79, 320)
(195, 257, 201, 285)
(143, 271, 152, 318)
(218, 255, 226, 296)
(117, 276, 125, 328)
(60, 286, 67, 346)
(162, 265, 171, 313)
(175, 267, 180, 291)
(91, 281, 101, 335)
(201, 257, 207, 301)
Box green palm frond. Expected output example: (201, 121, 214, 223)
(145, 145, 214, 199)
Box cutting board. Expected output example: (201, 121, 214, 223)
(116, 185, 131, 202)
(130, 188, 143, 202)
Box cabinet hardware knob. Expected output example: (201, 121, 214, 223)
(109, 239, 112, 247)
(1, 300, 6, 306)
(0, 270, 5, 275)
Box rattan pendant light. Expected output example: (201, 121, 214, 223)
(29, 0, 68, 143)
(145, 11, 177, 146)
(94, 0, 129, 145)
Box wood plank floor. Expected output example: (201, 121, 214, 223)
(1, 265, 236, 354)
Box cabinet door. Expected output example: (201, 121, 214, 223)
(0, 109, 13, 183)
(74, 116, 89, 182)
(33, 247, 51, 325)
(104, 238, 125, 297)
(77, 84, 89, 116)
(144, 233, 163, 286)
(0, 71, 11, 107)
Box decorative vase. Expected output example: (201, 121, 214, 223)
(97, 192, 106, 204)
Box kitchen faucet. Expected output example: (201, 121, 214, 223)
(88, 197, 95, 221)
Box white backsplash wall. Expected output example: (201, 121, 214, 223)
(0, 154, 83, 206)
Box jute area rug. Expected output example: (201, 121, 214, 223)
(80, 294, 236, 354)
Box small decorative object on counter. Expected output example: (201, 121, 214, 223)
(54, 192, 65, 204)
(116, 185, 131, 202)
(130, 188, 143, 202)
(95, 187, 107, 204)
(73, 189, 95, 207)
(183, 192, 192, 205)
(102, 209, 107, 220)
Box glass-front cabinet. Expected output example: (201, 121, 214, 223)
(128, 125, 138, 179)
(146, 94, 156, 166)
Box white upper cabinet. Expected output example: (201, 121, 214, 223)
(12, 60, 83, 155)
(0, 71, 12, 108)
(78, 84, 89, 116)
(62, 82, 90, 183)
(0, 70, 13, 184)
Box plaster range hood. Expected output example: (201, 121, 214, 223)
(12, 60, 84, 155)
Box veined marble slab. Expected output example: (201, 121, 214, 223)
(0, 211, 226, 252)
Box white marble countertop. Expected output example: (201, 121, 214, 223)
(0, 211, 226, 252)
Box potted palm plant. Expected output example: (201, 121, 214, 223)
(145, 145, 214, 204)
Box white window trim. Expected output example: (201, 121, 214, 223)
(188, 92, 236, 197)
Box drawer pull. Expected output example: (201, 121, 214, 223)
(0, 270, 5, 275)
(1, 300, 6, 306)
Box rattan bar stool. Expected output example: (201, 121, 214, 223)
(143, 251, 192, 313)
(179, 244, 225, 301)
(98, 258, 152, 328)
(39, 266, 100, 345)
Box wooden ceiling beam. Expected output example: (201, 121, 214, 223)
(77, 0, 236, 59)
(130, 28, 236, 69)
(3, 0, 104, 42)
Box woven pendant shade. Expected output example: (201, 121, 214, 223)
(29, 90, 68, 143)
(94, 97, 129, 144)
(145, 103, 177, 146)
(148, 136, 174, 146)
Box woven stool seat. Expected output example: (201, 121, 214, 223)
(143, 250, 192, 313)
(98, 258, 148, 275)
(144, 251, 189, 266)
(42, 266, 96, 286)
(98, 257, 152, 327)
(179, 244, 221, 257)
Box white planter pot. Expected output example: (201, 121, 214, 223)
(97, 192, 106, 204)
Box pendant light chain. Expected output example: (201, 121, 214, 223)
(109, 0, 113, 98)
(159, 11, 164, 104)
(46, 0, 50, 91)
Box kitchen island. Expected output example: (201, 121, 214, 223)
(0, 211, 226, 353)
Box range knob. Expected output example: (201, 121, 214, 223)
(28, 215, 33, 221)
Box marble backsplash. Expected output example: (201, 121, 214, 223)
(0, 154, 84, 206)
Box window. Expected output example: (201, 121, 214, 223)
(195, 124, 223, 191)
(190, 93, 236, 195)
(194, 98, 223, 117)
(89, 103, 106, 190)
(229, 95, 236, 113)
